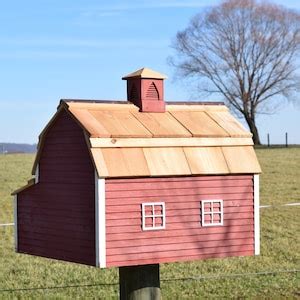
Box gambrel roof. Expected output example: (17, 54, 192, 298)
(32, 100, 261, 178)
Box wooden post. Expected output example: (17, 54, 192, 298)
(267, 133, 270, 147)
(285, 132, 288, 148)
(119, 264, 161, 300)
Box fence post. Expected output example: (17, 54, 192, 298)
(267, 134, 270, 147)
(119, 264, 161, 300)
(285, 132, 288, 148)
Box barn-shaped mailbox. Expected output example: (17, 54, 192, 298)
(13, 68, 261, 269)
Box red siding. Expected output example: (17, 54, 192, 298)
(17, 109, 96, 266)
(105, 175, 254, 267)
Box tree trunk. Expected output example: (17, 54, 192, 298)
(245, 116, 261, 145)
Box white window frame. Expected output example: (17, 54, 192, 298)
(201, 199, 223, 227)
(142, 202, 166, 231)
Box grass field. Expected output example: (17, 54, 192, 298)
(0, 148, 299, 299)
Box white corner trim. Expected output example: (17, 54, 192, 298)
(95, 172, 106, 268)
(14, 195, 18, 251)
(35, 164, 39, 184)
(254, 174, 260, 255)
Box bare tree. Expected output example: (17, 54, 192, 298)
(169, 0, 300, 144)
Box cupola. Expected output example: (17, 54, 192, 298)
(122, 67, 167, 112)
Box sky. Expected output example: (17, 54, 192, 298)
(0, 0, 299, 145)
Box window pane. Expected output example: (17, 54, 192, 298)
(154, 216, 164, 226)
(204, 203, 212, 212)
(144, 206, 153, 215)
(154, 205, 163, 215)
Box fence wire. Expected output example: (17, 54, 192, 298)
(0, 269, 298, 293)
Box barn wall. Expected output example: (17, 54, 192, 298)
(105, 175, 254, 267)
(17, 109, 96, 266)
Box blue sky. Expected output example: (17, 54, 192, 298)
(0, 0, 299, 144)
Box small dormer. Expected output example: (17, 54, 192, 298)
(122, 67, 167, 112)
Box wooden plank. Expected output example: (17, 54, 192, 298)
(89, 110, 152, 138)
(166, 105, 228, 111)
(106, 250, 254, 267)
(18, 219, 94, 232)
(90, 148, 109, 177)
(105, 178, 253, 191)
(207, 111, 252, 137)
(106, 244, 253, 262)
(106, 219, 254, 234)
(105, 185, 253, 199)
(12, 180, 35, 195)
(106, 212, 252, 227)
(184, 147, 229, 174)
(101, 148, 150, 177)
(106, 206, 253, 220)
(142, 147, 191, 176)
(68, 108, 111, 137)
(106, 175, 253, 184)
(108, 238, 254, 255)
(131, 111, 192, 137)
(19, 224, 94, 236)
(18, 242, 94, 257)
(67, 102, 138, 111)
(107, 232, 254, 248)
(106, 200, 253, 214)
(19, 215, 94, 227)
(18, 234, 94, 248)
(170, 111, 230, 137)
(89, 137, 254, 148)
(106, 225, 254, 241)
(222, 146, 261, 173)
(19, 228, 94, 241)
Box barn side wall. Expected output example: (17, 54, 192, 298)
(105, 175, 254, 267)
(17, 109, 96, 266)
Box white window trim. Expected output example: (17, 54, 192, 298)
(201, 199, 223, 227)
(142, 202, 166, 231)
(95, 172, 106, 268)
(254, 174, 260, 255)
(14, 195, 18, 251)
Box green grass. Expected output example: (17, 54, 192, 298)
(0, 149, 299, 299)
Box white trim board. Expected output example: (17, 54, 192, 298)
(254, 174, 260, 255)
(35, 164, 39, 183)
(95, 173, 106, 268)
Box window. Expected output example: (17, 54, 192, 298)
(201, 200, 223, 226)
(142, 202, 166, 231)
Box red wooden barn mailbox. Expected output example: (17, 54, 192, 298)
(13, 68, 261, 269)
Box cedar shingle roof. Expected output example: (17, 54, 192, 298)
(31, 100, 261, 178)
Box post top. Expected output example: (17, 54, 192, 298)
(122, 67, 167, 80)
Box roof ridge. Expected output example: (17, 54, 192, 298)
(61, 99, 225, 106)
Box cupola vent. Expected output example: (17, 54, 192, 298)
(146, 82, 159, 100)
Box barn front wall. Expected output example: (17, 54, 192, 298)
(16, 110, 96, 266)
(105, 175, 254, 267)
